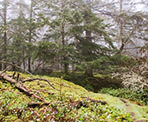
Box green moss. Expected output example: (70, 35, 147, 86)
(0, 72, 147, 121)
(99, 88, 148, 105)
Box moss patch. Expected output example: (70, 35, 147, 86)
(0, 72, 147, 121)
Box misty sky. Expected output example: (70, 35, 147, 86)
(0, 0, 147, 12)
(23, 0, 146, 11)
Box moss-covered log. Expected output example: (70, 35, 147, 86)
(0, 71, 45, 102)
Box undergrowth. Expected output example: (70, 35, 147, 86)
(0, 73, 133, 122)
(99, 88, 148, 105)
(49, 72, 122, 92)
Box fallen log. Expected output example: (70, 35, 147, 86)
(0, 71, 17, 84)
(0, 71, 45, 102)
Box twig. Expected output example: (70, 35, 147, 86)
(0, 65, 11, 75)
(22, 78, 56, 90)
(0, 60, 33, 75)
(27, 102, 50, 108)
(16, 73, 20, 82)
(12, 72, 16, 79)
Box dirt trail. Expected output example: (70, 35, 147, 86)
(120, 98, 146, 122)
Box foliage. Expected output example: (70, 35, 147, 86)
(76, 56, 110, 71)
(110, 54, 135, 66)
(69, 6, 115, 75)
(0, 0, 148, 120)
(112, 71, 148, 92)
(7, 41, 35, 66)
(99, 88, 148, 105)
(75, 54, 134, 75)
(35, 41, 58, 63)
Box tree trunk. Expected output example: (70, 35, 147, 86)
(61, 12, 69, 74)
(85, 28, 93, 77)
(0, 62, 2, 70)
(119, 0, 124, 52)
(3, 0, 8, 69)
(28, 0, 33, 72)
(84, 7, 93, 77)
(63, 57, 69, 74)
(28, 58, 31, 72)
(85, 68, 93, 77)
(23, 58, 26, 71)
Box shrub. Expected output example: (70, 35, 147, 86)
(99, 88, 148, 105)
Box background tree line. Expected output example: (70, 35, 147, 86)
(0, 0, 148, 76)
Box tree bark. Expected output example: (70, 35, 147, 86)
(61, 10, 69, 74)
(3, 0, 8, 69)
(0, 61, 2, 70)
(28, 0, 33, 72)
(84, 6, 93, 77)
(119, 0, 124, 52)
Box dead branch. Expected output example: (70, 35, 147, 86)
(27, 102, 50, 108)
(12, 72, 16, 79)
(0, 71, 45, 102)
(16, 73, 20, 82)
(81, 97, 107, 105)
(0, 60, 33, 75)
(22, 78, 56, 90)
(0, 66, 12, 75)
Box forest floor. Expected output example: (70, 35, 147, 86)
(0, 72, 148, 121)
(120, 98, 146, 122)
(96, 93, 148, 122)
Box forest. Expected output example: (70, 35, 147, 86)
(0, 0, 148, 121)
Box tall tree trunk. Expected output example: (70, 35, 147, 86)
(84, 32, 93, 77)
(23, 48, 26, 71)
(61, 1, 68, 74)
(119, 0, 124, 52)
(84, 4, 93, 77)
(3, 0, 8, 69)
(28, 0, 33, 72)
(85, 25, 93, 77)
(61, 21, 68, 74)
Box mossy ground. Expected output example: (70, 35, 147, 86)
(0, 72, 147, 121)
